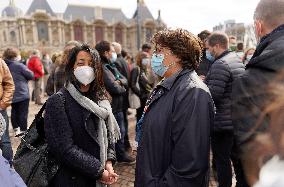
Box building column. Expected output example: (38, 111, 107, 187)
(103, 26, 107, 40)
(83, 25, 87, 43)
(57, 22, 61, 43)
(48, 22, 53, 45)
(62, 25, 65, 45)
(21, 21, 27, 45)
(141, 27, 146, 45)
(70, 24, 74, 41)
(4, 22, 9, 45)
(92, 25, 96, 44)
(112, 26, 116, 42)
(32, 21, 38, 44)
(123, 27, 127, 48)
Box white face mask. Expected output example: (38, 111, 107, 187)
(74, 66, 95, 86)
(142, 58, 150, 66)
(246, 54, 253, 61)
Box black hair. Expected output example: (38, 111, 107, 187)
(65, 44, 109, 101)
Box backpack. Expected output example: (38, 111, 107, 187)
(13, 92, 65, 187)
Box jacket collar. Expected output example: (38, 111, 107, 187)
(247, 24, 284, 68)
(213, 50, 230, 62)
(159, 68, 191, 90)
(4, 59, 13, 66)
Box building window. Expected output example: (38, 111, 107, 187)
(145, 28, 153, 42)
(74, 25, 83, 42)
(115, 26, 123, 44)
(10, 31, 16, 42)
(95, 26, 103, 43)
(37, 21, 48, 41)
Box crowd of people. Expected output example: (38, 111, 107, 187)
(0, 0, 284, 186)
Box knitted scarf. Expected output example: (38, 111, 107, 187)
(66, 83, 121, 187)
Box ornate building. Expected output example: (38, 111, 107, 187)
(213, 20, 256, 48)
(0, 0, 165, 54)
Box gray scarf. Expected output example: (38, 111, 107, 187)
(66, 83, 121, 187)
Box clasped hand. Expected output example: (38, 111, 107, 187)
(99, 161, 119, 185)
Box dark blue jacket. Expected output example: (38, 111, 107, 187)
(205, 51, 245, 131)
(5, 59, 34, 103)
(135, 69, 214, 187)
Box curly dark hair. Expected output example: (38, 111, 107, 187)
(151, 28, 203, 70)
(65, 44, 109, 101)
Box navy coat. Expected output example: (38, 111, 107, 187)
(5, 59, 34, 103)
(135, 69, 214, 187)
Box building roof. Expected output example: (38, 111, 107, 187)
(133, 0, 154, 21)
(64, 4, 95, 22)
(63, 4, 129, 24)
(102, 8, 128, 24)
(26, 0, 55, 16)
(1, 0, 23, 17)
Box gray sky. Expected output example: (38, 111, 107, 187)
(0, 0, 260, 34)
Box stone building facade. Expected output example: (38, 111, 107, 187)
(0, 0, 165, 54)
(213, 20, 257, 48)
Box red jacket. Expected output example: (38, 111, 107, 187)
(27, 56, 44, 79)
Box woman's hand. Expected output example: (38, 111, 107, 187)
(105, 161, 119, 184)
(100, 169, 112, 185)
(99, 161, 119, 185)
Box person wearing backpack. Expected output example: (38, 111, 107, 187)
(44, 44, 120, 186)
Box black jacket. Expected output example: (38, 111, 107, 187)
(135, 69, 214, 187)
(205, 51, 245, 131)
(130, 66, 153, 100)
(44, 88, 116, 187)
(232, 24, 284, 147)
(114, 54, 129, 110)
(196, 51, 212, 76)
(102, 57, 128, 114)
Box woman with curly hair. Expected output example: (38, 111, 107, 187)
(135, 29, 214, 187)
(44, 44, 120, 186)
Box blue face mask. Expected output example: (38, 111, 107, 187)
(110, 52, 117, 63)
(151, 53, 168, 77)
(206, 50, 215, 62)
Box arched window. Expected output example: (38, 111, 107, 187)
(74, 25, 83, 42)
(115, 26, 123, 44)
(10, 31, 16, 42)
(37, 21, 48, 41)
(95, 26, 103, 43)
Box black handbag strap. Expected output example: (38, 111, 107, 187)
(36, 91, 65, 118)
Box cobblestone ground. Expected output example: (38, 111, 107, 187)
(8, 97, 236, 187)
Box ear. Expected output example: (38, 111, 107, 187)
(103, 51, 109, 57)
(254, 20, 263, 36)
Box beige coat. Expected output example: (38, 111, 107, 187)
(0, 59, 15, 109)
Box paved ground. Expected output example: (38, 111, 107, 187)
(7, 97, 237, 187)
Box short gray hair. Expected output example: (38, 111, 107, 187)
(254, 0, 284, 28)
(112, 42, 122, 54)
(65, 40, 81, 49)
(32, 49, 40, 57)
